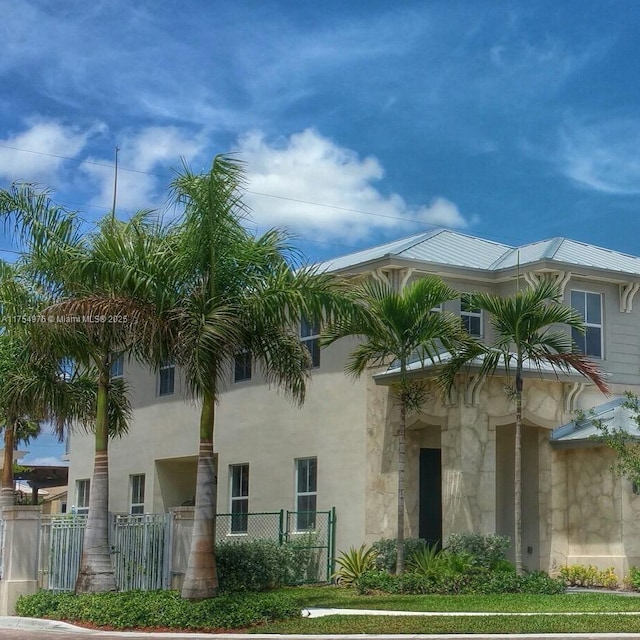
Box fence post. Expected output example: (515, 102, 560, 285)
(0, 506, 42, 615)
(328, 506, 337, 582)
(278, 510, 285, 545)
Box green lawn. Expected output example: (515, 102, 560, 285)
(284, 585, 640, 612)
(255, 587, 640, 634)
(252, 613, 640, 635)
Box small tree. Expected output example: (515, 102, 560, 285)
(322, 276, 466, 574)
(439, 280, 608, 574)
(586, 392, 640, 483)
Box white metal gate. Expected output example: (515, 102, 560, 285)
(40, 513, 171, 592)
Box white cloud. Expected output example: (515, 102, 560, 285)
(239, 129, 470, 241)
(81, 126, 207, 214)
(0, 119, 102, 184)
(558, 117, 640, 194)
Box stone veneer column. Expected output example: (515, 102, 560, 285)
(0, 506, 42, 615)
(441, 401, 495, 539)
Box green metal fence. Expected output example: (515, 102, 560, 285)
(214, 508, 336, 584)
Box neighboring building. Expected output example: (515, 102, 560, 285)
(67, 229, 640, 576)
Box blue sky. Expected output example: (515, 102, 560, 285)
(3, 1, 640, 460)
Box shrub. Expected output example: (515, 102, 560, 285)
(332, 544, 378, 587)
(406, 544, 443, 575)
(283, 533, 323, 584)
(216, 539, 289, 592)
(628, 566, 640, 591)
(16, 589, 300, 630)
(358, 565, 564, 596)
(371, 538, 428, 573)
(559, 564, 618, 589)
(445, 533, 510, 570)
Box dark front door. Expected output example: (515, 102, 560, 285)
(419, 447, 442, 547)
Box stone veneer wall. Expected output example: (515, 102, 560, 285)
(364, 371, 624, 573)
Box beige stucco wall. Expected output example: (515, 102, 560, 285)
(68, 336, 369, 553)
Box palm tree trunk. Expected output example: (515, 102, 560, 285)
(514, 370, 523, 576)
(181, 389, 218, 600)
(75, 361, 117, 593)
(0, 419, 16, 508)
(396, 398, 407, 575)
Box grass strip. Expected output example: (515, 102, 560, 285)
(252, 613, 640, 635)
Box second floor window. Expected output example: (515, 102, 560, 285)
(461, 296, 482, 337)
(158, 360, 175, 396)
(234, 351, 252, 383)
(570, 290, 603, 358)
(300, 318, 321, 368)
(110, 354, 124, 379)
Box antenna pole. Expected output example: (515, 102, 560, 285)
(111, 145, 120, 219)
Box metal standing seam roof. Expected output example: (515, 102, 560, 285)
(550, 397, 640, 446)
(318, 229, 640, 277)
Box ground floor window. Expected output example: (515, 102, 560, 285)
(130, 474, 145, 514)
(76, 479, 90, 514)
(230, 464, 249, 533)
(295, 457, 317, 531)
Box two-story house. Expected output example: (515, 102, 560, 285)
(67, 229, 640, 575)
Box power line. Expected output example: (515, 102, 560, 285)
(0, 140, 532, 248)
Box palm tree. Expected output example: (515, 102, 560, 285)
(0, 185, 171, 592)
(168, 156, 349, 600)
(321, 276, 466, 574)
(439, 280, 609, 574)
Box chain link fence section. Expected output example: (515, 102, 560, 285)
(284, 509, 336, 584)
(214, 511, 283, 543)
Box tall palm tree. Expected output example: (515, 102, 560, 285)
(321, 276, 466, 575)
(168, 156, 350, 600)
(0, 185, 170, 592)
(439, 280, 609, 574)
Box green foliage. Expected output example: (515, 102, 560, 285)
(357, 565, 565, 596)
(585, 392, 640, 483)
(332, 544, 378, 586)
(215, 536, 324, 592)
(216, 539, 288, 592)
(445, 533, 511, 570)
(559, 564, 619, 589)
(627, 567, 640, 591)
(372, 538, 428, 573)
(16, 589, 300, 630)
(405, 543, 443, 575)
(284, 533, 323, 584)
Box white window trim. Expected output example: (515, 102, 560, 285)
(110, 354, 124, 379)
(570, 289, 603, 359)
(295, 457, 317, 531)
(460, 297, 483, 337)
(76, 479, 90, 514)
(300, 319, 321, 368)
(229, 463, 249, 534)
(158, 361, 175, 396)
(130, 474, 145, 514)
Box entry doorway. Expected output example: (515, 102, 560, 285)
(419, 448, 442, 547)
